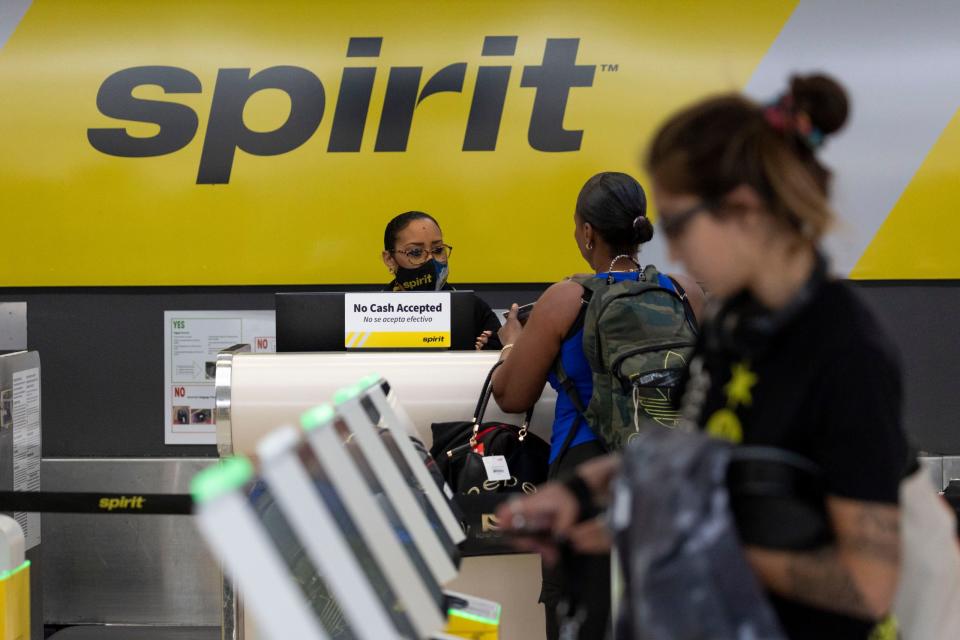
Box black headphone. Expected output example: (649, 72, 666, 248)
(705, 250, 829, 357)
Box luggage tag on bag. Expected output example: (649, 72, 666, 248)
(482, 455, 511, 482)
(610, 478, 631, 531)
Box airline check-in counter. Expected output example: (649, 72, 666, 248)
(213, 347, 557, 639)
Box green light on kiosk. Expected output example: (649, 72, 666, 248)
(191, 457, 253, 504)
(357, 374, 382, 390)
(301, 404, 335, 431)
(0, 560, 30, 583)
(332, 384, 362, 405)
(447, 605, 501, 625)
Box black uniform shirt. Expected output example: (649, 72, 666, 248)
(691, 279, 908, 639)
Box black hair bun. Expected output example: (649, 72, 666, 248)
(633, 215, 654, 244)
(790, 73, 849, 136)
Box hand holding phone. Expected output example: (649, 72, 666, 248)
(502, 302, 535, 326)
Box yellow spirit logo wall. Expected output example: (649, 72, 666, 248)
(2, 1, 956, 285)
(89, 37, 596, 184)
(0, 1, 803, 286)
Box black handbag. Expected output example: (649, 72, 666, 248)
(430, 361, 549, 496)
(726, 446, 832, 550)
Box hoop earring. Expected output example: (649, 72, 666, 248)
(586, 241, 594, 251)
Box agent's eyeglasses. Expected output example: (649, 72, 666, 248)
(392, 244, 453, 264)
(658, 202, 714, 241)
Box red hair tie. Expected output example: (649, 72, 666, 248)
(763, 93, 824, 149)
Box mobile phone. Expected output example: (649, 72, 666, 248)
(502, 302, 535, 325)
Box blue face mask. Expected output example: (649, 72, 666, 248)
(394, 259, 449, 291)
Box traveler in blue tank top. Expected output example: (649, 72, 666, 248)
(491, 171, 703, 640)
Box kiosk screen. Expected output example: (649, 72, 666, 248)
(246, 480, 357, 639)
(360, 395, 460, 562)
(296, 444, 419, 638)
(332, 417, 447, 613)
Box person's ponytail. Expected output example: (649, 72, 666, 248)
(576, 172, 653, 254)
(632, 215, 654, 245)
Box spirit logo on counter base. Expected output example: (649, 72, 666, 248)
(99, 495, 146, 511)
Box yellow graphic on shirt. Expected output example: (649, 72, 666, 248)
(706, 408, 743, 444)
(705, 360, 757, 444)
(724, 361, 757, 408)
(868, 615, 897, 640)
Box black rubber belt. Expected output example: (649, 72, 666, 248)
(0, 491, 193, 515)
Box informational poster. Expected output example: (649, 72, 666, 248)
(164, 310, 275, 445)
(344, 292, 451, 348)
(11, 367, 40, 550)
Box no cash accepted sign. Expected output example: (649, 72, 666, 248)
(344, 292, 451, 348)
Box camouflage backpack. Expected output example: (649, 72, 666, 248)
(555, 265, 698, 453)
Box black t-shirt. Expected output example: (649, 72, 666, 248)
(688, 279, 908, 639)
(383, 282, 502, 350)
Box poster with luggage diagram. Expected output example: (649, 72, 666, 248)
(164, 310, 275, 445)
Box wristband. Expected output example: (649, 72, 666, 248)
(562, 473, 601, 523)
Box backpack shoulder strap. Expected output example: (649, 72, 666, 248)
(550, 370, 590, 469)
(553, 275, 593, 393)
(575, 274, 603, 293)
(665, 274, 700, 335)
(641, 263, 662, 285)
(642, 265, 700, 335)
(558, 275, 594, 340)
(550, 275, 601, 466)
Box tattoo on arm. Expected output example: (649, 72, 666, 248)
(845, 507, 900, 563)
(782, 503, 900, 619)
(786, 547, 871, 618)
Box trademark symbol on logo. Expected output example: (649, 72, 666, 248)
(601, 63, 619, 72)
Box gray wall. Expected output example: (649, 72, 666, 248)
(854, 282, 960, 454)
(0, 282, 957, 457)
